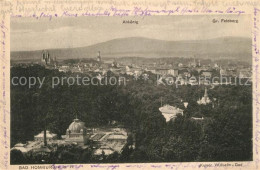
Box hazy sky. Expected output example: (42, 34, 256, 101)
(11, 15, 251, 51)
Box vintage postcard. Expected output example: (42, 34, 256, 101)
(0, 0, 260, 169)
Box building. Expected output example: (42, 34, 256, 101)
(34, 130, 57, 141)
(41, 50, 50, 65)
(168, 69, 179, 76)
(197, 88, 211, 105)
(41, 50, 57, 66)
(239, 70, 252, 78)
(190, 57, 197, 67)
(90, 128, 128, 155)
(159, 104, 184, 122)
(97, 51, 102, 62)
(191, 117, 204, 121)
(145, 67, 156, 74)
(11, 143, 28, 153)
(178, 63, 183, 67)
(12, 117, 129, 157)
(64, 118, 91, 146)
(106, 133, 127, 153)
(156, 68, 169, 75)
(94, 146, 114, 155)
(58, 65, 70, 72)
(178, 68, 191, 77)
(201, 71, 212, 78)
(220, 68, 227, 76)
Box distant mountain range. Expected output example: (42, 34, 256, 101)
(11, 36, 252, 62)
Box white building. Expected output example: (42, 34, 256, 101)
(11, 143, 28, 153)
(34, 130, 57, 141)
(159, 104, 184, 122)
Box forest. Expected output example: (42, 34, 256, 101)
(11, 65, 252, 163)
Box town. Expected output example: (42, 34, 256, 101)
(12, 50, 252, 86)
(10, 50, 252, 163)
(10, 14, 253, 164)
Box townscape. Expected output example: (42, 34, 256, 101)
(11, 50, 252, 163)
(12, 50, 252, 86)
(10, 16, 252, 164)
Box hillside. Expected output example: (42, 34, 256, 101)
(11, 36, 251, 62)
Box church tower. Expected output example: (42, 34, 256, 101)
(197, 87, 211, 105)
(97, 51, 101, 62)
(41, 50, 51, 65)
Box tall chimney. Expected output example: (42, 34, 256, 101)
(44, 120, 47, 146)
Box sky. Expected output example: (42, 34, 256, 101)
(11, 15, 251, 51)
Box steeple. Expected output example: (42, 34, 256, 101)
(97, 51, 101, 62)
(197, 87, 211, 105)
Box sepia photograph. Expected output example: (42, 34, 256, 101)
(10, 15, 252, 164)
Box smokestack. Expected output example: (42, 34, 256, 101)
(44, 120, 47, 146)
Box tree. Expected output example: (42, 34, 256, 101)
(11, 149, 26, 164)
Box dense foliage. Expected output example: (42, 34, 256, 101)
(11, 65, 252, 163)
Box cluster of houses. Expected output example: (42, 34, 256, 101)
(51, 52, 252, 86)
(11, 51, 252, 86)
